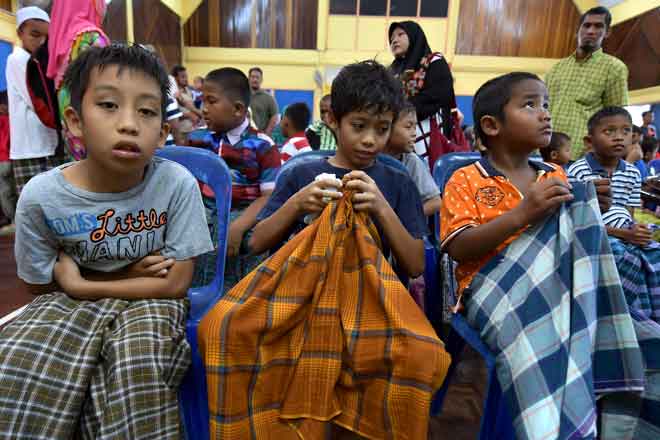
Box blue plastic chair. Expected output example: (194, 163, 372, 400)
(430, 152, 515, 439)
(649, 159, 660, 176)
(156, 147, 232, 440)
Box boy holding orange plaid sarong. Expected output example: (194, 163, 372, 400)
(199, 61, 450, 439)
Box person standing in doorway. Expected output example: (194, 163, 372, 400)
(248, 67, 279, 136)
(546, 6, 628, 159)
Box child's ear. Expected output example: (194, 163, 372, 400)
(550, 150, 559, 161)
(479, 115, 500, 138)
(63, 106, 84, 138)
(157, 122, 171, 149)
(326, 110, 338, 131)
(583, 134, 593, 152)
(234, 100, 247, 119)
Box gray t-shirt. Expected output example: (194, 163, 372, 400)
(401, 153, 441, 203)
(15, 157, 214, 284)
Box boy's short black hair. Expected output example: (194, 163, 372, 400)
(284, 102, 311, 132)
(540, 132, 570, 161)
(205, 68, 251, 108)
(398, 100, 416, 119)
(633, 124, 643, 135)
(321, 94, 331, 102)
(249, 67, 263, 76)
(472, 72, 541, 148)
(642, 137, 659, 155)
(171, 65, 186, 77)
(587, 106, 632, 134)
(0, 90, 7, 106)
(331, 60, 403, 124)
(643, 110, 653, 118)
(62, 43, 169, 122)
(580, 6, 612, 30)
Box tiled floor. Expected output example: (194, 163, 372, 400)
(0, 233, 487, 438)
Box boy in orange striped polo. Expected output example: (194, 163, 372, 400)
(440, 72, 573, 304)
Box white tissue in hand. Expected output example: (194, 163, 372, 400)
(315, 173, 342, 203)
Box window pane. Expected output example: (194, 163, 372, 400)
(330, 0, 357, 14)
(360, 0, 386, 16)
(389, 0, 417, 16)
(421, 0, 448, 17)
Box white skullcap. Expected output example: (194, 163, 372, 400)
(16, 6, 50, 29)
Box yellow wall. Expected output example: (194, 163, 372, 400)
(0, 9, 15, 44)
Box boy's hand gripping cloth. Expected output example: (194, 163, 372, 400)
(199, 192, 450, 439)
(463, 182, 645, 440)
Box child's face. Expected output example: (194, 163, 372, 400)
(320, 98, 331, 125)
(17, 19, 48, 54)
(202, 80, 245, 133)
(487, 79, 552, 152)
(632, 131, 640, 145)
(387, 111, 417, 154)
(587, 115, 632, 160)
(644, 148, 658, 163)
(551, 142, 572, 166)
(64, 65, 168, 175)
(329, 110, 394, 169)
(194, 77, 203, 90)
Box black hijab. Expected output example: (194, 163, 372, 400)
(388, 21, 432, 76)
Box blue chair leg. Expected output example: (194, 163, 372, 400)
(179, 320, 210, 440)
(423, 238, 443, 338)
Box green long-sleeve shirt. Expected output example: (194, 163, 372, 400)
(546, 49, 629, 159)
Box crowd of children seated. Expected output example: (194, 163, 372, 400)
(1, 4, 660, 440)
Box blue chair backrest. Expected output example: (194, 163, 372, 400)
(433, 152, 482, 197)
(155, 146, 232, 321)
(155, 146, 233, 440)
(649, 159, 660, 176)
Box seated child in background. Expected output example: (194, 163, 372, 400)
(643, 137, 659, 172)
(567, 107, 644, 233)
(0, 44, 213, 438)
(251, 60, 427, 278)
(305, 93, 337, 151)
(279, 101, 312, 162)
(383, 101, 441, 216)
(568, 105, 660, 301)
(539, 131, 571, 168)
(192, 68, 281, 291)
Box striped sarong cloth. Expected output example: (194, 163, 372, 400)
(463, 182, 645, 440)
(199, 193, 450, 439)
(0, 293, 190, 439)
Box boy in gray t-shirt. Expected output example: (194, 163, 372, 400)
(0, 45, 213, 439)
(384, 102, 442, 216)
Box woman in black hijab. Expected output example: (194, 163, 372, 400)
(389, 21, 460, 169)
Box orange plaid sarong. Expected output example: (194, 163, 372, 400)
(199, 193, 451, 439)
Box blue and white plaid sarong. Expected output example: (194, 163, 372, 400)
(463, 182, 645, 440)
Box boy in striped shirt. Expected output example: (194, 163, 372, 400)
(567, 107, 651, 244)
(279, 102, 312, 162)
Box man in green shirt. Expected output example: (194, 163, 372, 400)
(546, 6, 628, 159)
(248, 67, 279, 136)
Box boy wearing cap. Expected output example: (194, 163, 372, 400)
(7, 6, 59, 196)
